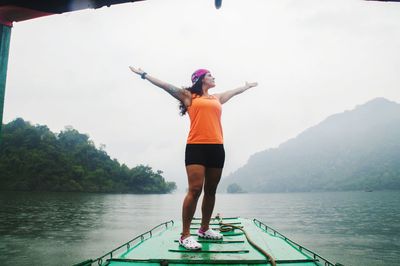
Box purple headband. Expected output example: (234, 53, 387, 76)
(191, 69, 210, 84)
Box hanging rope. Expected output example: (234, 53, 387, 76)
(218, 220, 276, 266)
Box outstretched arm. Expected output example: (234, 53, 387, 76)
(129, 66, 191, 105)
(214, 82, 258, 104)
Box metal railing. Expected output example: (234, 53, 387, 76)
(253, 219, 342, 266)
(74, 220, 174, 266)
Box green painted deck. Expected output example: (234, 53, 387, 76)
(88, 217, 336, 266)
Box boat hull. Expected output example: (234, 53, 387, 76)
(76, 217, 337, 266)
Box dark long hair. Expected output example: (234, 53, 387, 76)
(179, 74, 206, 116)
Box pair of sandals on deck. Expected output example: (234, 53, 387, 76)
(179, 228, 223, 250)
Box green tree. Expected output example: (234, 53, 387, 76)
(0, 118, 176, 194)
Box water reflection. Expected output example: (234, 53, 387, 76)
(1, 192, 105, 237)
(1, 191, 399, 266)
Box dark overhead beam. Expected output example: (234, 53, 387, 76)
(0, 0, 145, 26)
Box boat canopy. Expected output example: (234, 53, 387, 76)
(0, 0, 144, 26)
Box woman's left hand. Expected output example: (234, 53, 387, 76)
(245, 82, 258, 89)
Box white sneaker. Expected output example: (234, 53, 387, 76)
(179, 236, 202, 250)
(197, 228, 223, 240)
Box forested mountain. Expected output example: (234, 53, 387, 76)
(0, 118, 176, 193)
(221, 98, 400, 193)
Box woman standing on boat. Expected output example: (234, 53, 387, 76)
(129, 67, 257, 250)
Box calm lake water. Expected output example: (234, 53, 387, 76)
(0, 190, 399, 266)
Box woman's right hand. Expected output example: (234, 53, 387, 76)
(129, 66, 145, 76)
(128, 67, 190, 104)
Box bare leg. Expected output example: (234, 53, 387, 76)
(181, 164, 205, 238)
(200, 168, 223, 231)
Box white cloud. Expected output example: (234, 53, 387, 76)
(4, 0, 400, 190)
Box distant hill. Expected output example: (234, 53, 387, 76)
(0, 118, 176, 193)
(221, 98, 400, 192)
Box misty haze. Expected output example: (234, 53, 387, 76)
(1, 1, 399, 266)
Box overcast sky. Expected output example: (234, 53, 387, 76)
(4, 0, 400, 190)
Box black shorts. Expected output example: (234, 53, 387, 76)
(185, 144, 225, 168)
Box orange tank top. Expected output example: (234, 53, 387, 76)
(187, 94, 223, 144)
